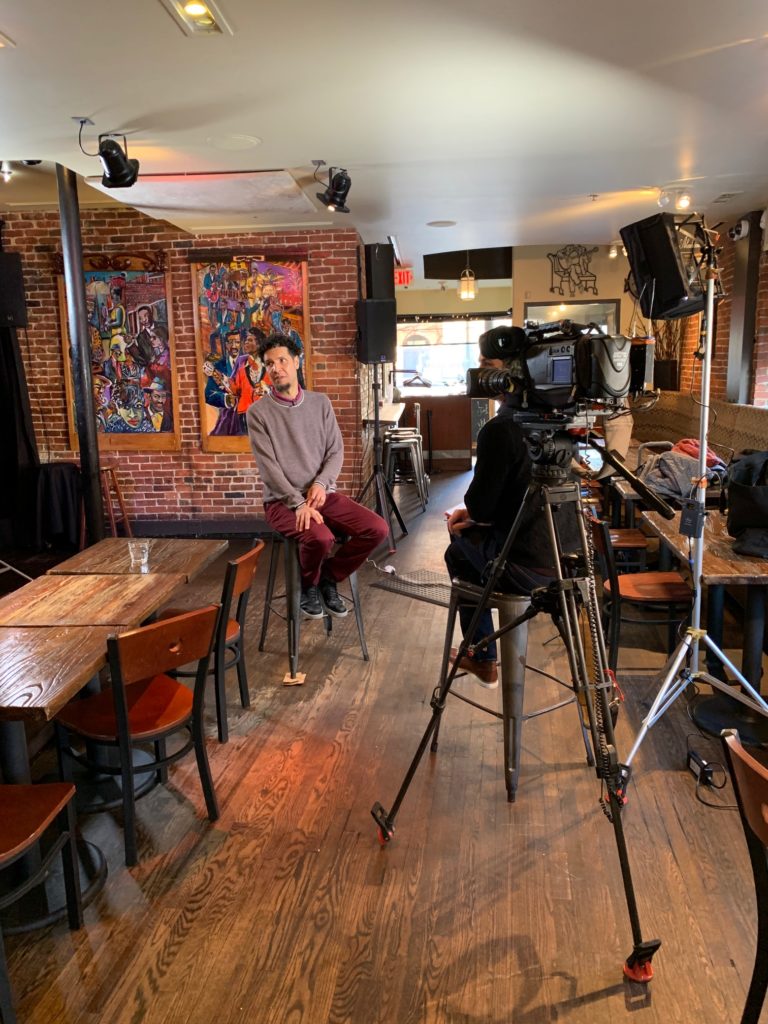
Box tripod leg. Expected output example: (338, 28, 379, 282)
(381, 472, 408, 537)
(371, 591, 462, 840)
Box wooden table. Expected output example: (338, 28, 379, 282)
(0, 572, 186, 629)
(363, 402, 405, 426)
(48, 537, 228, 583)
(641, 510, 768, 743)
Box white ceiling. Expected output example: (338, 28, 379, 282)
(0, 0, 766, 286)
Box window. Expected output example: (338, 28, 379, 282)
(523, 300, 619, 335)
(395, 314, 512, 395)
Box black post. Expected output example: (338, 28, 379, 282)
(56, 164, 104, 543)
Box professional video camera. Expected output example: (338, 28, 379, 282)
(466, 320, 636, 413)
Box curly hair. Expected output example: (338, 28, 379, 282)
(259, 332, 302, 361)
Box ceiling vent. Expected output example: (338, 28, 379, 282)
(711, 192, 744, 204)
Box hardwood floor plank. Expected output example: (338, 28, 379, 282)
(7, 472, 768, 1023)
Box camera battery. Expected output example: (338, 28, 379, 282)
(679, 500, 706, 538)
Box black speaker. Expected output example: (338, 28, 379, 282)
(620, 213, 705, 321)
(0, 253, 28, 328)
(355, 298, 396, 363)
(364, 243, 395, 300)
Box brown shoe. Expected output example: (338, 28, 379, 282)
(449, 647, 499, 689)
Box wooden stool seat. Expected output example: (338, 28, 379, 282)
(160, 606, 240, 643)
(609, 528, 648, 549)
(605, 571, 692, 603)
(0, 783, 76, 866)
(57, 674, 193, 741)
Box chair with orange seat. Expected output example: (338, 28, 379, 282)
(158, 541, 265, 744)
(0, 783, 83, 1024)
(55, 606, 220, 866)
(589, 517, 693, 672)
(721, 730, 768, 1024)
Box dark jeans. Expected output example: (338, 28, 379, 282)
(266, 492, 389, 588)
(444, 528, 553, 660)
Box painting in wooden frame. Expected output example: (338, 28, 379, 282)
(190, 254, 311, 452)
(57, 252, 180, 451)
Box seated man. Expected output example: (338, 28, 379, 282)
(445, 325, 578, 687)
(247, 333, 389, 618)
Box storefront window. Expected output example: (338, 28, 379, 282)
(395, 315, 512, 395)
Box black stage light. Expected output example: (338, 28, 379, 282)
(316, 167, 351, 213)
(98, 137, 139, 189)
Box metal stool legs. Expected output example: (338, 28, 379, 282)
(259, 535, 369, 679)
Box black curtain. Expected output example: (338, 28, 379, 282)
(0, 325, 39, 546)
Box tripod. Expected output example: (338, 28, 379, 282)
(371, 426, 662, 982)
(356, 360, 407, 553)
(624, 224, 768, 767)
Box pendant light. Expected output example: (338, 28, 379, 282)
(457, 251, 477, 301)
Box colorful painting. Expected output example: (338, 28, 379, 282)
(191, 256, 311, 452)
(58, 252, 180, 451)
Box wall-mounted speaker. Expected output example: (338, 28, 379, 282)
(355, 298, 396, 363)
(620, 213, 706, 321)
(364, 243, 395, 300)
(0, 253, 28, 328)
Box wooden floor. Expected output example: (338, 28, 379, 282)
(6, 473, 768, 1024)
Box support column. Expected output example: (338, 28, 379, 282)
(56, 164, 104, 543)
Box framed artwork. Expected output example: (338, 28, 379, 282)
(57, 252, 180, 451)
(190, 255, 311, 452)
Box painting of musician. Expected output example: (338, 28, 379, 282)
(191, 255, 310, 452)
(58, 252, 181, 451)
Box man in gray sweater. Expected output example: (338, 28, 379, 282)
(247, 333, 388, 618)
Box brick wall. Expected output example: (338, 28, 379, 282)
(2, 206, 371, 519)
(675, 234, 768, 409)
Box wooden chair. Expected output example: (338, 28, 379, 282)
(590, 517, 693, 672)
(158, 541, 265, 744)
(55, 606, 220, 866)
(0, 783, 83, 1024)
(721, 730, 768, 1024)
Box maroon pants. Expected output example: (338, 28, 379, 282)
(265, 493, 389, 587)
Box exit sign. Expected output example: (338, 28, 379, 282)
(394, 267, 413, 287)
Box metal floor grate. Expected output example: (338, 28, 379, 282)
(370, 568, 452, 608)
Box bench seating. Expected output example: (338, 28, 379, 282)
(131, 518, 272, 540)
(632, 393, 768, 456)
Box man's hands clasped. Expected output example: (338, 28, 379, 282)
(295, 483, 327, 531)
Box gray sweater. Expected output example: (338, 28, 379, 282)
(246, 389, 344, 508)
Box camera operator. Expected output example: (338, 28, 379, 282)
(445, 325, 578, 687)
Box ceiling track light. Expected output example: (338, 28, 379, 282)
(76, 119, 139, 188)
(658, 187, 693, 212)
(312, 160, 351, 213)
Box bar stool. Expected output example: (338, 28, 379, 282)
(383, 428, 429, 510)
(436, 580, 590, 801)
(258, 533, 369, 682)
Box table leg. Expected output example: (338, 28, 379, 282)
(692, 584, 768, 747)
(705, 585, 727, 683)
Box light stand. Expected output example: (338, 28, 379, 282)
(625, 226, 768, 766)
(356, 360, 407, 553)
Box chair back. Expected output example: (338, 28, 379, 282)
(723, 730, 768, 846)
(588, 516, 617, 587)
(108, 605, 219, 686)
(220, 540, 265, 630)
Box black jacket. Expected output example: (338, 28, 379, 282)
(464, 411, 578, 569)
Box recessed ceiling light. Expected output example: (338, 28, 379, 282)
(205, 133, 262, 151)
(427, 220, 456, 228)
(156, 0, 233, 36)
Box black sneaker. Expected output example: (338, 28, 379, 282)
(320, 577, 347, 617)
(300, 585, 324, 618)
